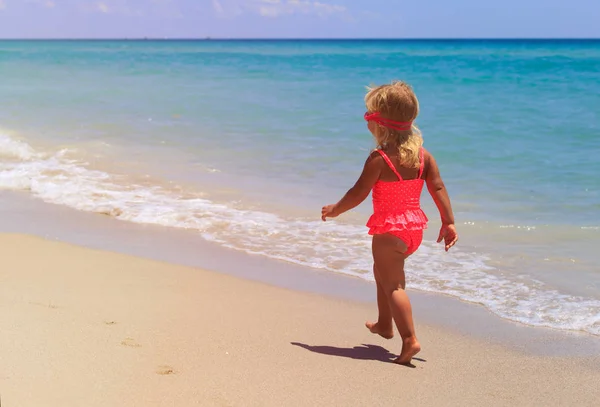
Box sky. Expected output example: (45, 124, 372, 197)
(0, 0, 599, 39)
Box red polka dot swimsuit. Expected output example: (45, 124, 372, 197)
(366, 148, 428, 255)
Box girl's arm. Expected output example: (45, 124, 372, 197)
(321, 151, 382, 220)
(424, 149, 458, 251)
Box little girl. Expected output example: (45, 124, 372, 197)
(321, 81, 458, 365)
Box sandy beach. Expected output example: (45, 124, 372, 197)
(0, 233, 598, 406)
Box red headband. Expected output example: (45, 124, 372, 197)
(364, 112, 413, 131)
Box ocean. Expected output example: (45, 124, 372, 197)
(0, 39, 598, 335)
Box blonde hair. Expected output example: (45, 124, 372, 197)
(364, 80, 423, 169)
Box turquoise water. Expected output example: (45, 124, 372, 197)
(0, 40, 599, 335)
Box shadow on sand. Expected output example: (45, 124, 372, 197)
(291, 342, 426, 368)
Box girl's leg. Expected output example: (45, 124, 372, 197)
(372, 233, 420, 364)
(365, 264, 394, 339)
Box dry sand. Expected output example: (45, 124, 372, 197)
(1, 234, 598, 406)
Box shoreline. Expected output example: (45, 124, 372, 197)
(1, 127, 598, 338)
(1, 232, 599, 406)
(1, 190, 599, 358)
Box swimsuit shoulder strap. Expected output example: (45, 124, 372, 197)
(375, 149, 402, 180)
(418, 147, 425, 179)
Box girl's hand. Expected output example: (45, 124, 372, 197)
(321, 204, 339, 221)
(437, 223, 458, 251)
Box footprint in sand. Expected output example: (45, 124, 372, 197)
(156, 365, 176, 375)
(30, 301, 59, 309)
(121, 337, 141, 348)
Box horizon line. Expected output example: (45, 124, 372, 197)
(0, 37, 599, 41)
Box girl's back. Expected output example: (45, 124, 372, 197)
(376, 147, 426, 182)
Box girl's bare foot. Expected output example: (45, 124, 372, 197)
(395, 337, 421, 365)
(365, 321, 394, 339)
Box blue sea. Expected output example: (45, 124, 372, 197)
(0, 39, 599, 335)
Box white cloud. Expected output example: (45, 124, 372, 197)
(79, 1, 138, 16)
(21, 0, 56, 8)
(212, 0, 224, 15)
(1, 0, 347, 20)
(72, 0, 182, 18)
(96, 2, 109, 13)
(313, 1, 345, 15)
(213, 0, 346, 19)
(212, 0, 244, 19)
(257, 0, 346, 18)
